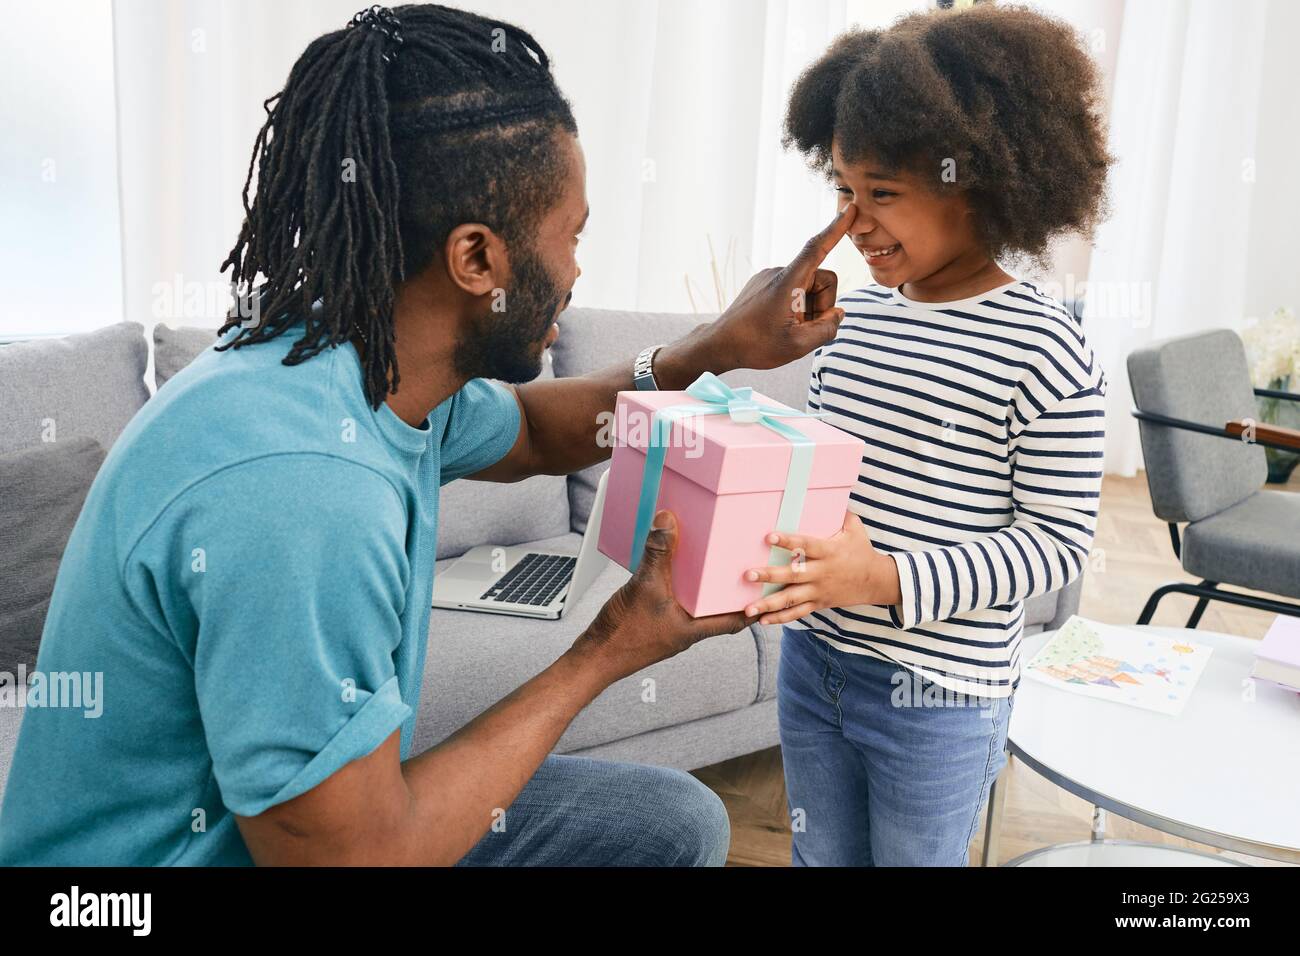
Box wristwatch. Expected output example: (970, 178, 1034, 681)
(633, 344, 665, 391)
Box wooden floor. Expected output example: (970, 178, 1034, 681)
(691, 472, 1298, 867)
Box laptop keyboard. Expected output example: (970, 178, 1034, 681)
(482, 552, 577, 606)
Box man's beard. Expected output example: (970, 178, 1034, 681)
(453, 242, 569, 384)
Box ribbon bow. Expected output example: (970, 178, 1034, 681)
(627, 373, 827, 593)
(681, 374, 766, 424)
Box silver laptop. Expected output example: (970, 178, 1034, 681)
(431, 469, 613, 620)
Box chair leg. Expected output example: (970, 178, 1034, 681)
(1136, 584, 1176, 625)
(1141, 580, 1300, 626)
(981, 761, 1009, 867)
(1090, 805, 1107, 842)
(1185, 582, 1218, 629)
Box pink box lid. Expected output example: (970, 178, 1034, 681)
(611, 387, 865, 495)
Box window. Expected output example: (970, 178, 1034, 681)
(0, 0, 123, 340)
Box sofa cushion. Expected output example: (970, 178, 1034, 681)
(436, 355, 571, 559)
(549, 306, 819, 531)
(0, 437, 106, 672)
(751, 622, 783, 703)
(1024, 588, 1061, 629)
(568, 699, 778, 771)
(414, 533, 761, 756)
(0, 323, 149, 456)
(154, 323, 220, 389)
(1182, 490, 1300, 599)
(0, 698, 22, 809)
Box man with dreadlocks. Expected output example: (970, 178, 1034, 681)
(0, 4, 852, 866)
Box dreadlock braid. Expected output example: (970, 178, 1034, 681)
(217, 3, 576, 409)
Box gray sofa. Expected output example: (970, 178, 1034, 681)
(0, 308, 1082, 809)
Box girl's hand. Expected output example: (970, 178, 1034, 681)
(742, 511, 903, 625)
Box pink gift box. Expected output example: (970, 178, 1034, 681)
(597, 385, 867, 617)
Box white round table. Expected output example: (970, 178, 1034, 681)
(983, 625, 1300, 866)
(1006, 840, 1247, 867)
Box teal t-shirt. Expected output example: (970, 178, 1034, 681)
(0, 321, 520, 865)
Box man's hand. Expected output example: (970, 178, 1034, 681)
(701, 204, 856, 371)
(738, 511, 903, 626)
(573, 510, 759, 684)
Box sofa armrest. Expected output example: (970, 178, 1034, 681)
(1044, 573, 1085, 631)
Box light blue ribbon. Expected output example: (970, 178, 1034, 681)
(627, 372, 826, 596)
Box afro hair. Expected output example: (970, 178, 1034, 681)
(783, 3, 1114, 269)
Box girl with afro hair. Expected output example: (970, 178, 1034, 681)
(741, 3, 1113, 866)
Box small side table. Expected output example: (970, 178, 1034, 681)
(982, 625, 1300, 866)
(1005, 839, 1247, 867)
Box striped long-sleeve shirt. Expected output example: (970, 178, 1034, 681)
(790, 279, 1107, 699)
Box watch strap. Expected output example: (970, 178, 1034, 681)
(633, 344, 664, 391)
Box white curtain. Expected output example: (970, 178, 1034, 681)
(1084, 0, 1273, 476)
(0, 0, 122, 339)
(119, 0, 1211, 420)
(109, 0, 882, 331)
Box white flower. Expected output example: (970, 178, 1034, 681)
(1241, 308, 1299, 388)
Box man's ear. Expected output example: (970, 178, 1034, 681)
(443, 222, 508, 297)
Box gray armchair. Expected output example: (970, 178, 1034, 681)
(1127, 329, 1300, 626)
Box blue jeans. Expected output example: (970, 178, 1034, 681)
(454, 753, 730, 866)
(778, 626, 1013, 866)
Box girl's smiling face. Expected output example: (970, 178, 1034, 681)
(831, 138, 1005, 300)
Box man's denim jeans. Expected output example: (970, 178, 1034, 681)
(778, 625, 1012, 866)
(455, 753, 730, 866)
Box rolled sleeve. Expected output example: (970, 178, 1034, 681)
(887, 550, 927, 630)
(256, 675, 410, 816)
(438, 378, 522, 484)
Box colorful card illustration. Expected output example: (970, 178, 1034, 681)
(1025, 616, 1213, 716)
